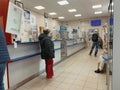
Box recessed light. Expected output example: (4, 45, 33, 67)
(57, 0, 69, 5)
(68, 9, 77, 12)
(94, 11, 103, 14)
(17, 0, 21, 1)
(111, 2, 114, 6)
(58, 17, 64, 19)
(109, 9, 114, 12)
(92, 4, 102, 9)
(49, 12, 57, 15)
(75, 14, 82, 17)
(34, 6, 45, 10)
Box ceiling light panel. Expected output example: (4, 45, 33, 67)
(94, 11, 103, 14)
(68, 9, 77, 12)
(75, 14, 82, 17)
(57, 0, 69, 5)
(34, 6, 45, 10)
(49, 12, 57, 15)
(58, 16, 64, 19)
(109, 9, 114, 12)
(92, 4, 102, 9)
(111, 2, 114, 6)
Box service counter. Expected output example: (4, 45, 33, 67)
(66, 39, 85, 56)
(4, 40, 85, 89)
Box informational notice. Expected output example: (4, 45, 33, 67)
(6, 2, 23, 35)
(20, 10, 38, 42)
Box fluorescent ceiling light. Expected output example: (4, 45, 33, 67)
(107, 2, 114, 7)
(94, 11, 103, 14)
(49, 12, 57, 15)
(92, 4, 102, 9)
(58, 16, 64, 19)
(111, 2, 114, 6)
(109, 9, 114, 12)
(34, 6, 45, 10)
(68, 9, 77, 12)
(57, 0, 69, 5)
(75, 14, 82, 17)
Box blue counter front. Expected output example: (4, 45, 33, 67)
(5, 40, 85, 89)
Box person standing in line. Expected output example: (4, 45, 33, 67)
(89, 29, 99, 57)
(38, 29, 54, 79)
(0, 27, 10, 90)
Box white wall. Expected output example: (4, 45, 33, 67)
(31, 12, 45, 27)
(9, 0, 61, 32)
(113, 0, 120, 90)
(31, 12, 61, 32)
(61, 17, 108, 40)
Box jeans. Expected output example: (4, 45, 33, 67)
(89, 42, 98, 55)
(0, 64, 6, 90)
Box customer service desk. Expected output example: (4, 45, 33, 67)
(4, 40, 85, 89)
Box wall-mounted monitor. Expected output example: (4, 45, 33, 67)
(109, 18, 113, 25)
(91, 19, 101, 26)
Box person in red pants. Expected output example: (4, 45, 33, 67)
(39, 29, 54, 79)
(45, 59, 54, 78)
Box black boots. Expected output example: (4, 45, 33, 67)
(94, 54, 97, 57)
(94, 69, 103, 73)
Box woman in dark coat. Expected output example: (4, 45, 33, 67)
(38, 29, 54, 79)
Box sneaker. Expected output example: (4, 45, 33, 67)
(109, 71, 112, 75)
(94, 54, 97, 57)
(100, 70, 104, 73)
(95, 69, 103, 73)
(95, 69, 101, 73)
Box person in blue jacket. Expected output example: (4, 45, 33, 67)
(0, 27, 10, 90)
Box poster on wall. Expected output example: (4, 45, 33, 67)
(24, 10, 30, 21)
(20, 11, 38, 42)
(30, 15, 36, 26)
(6, 2, 23, 35)
(45, 18, 48, 29)
(88, 29, 94, 33)
(20, 10, 30, 42)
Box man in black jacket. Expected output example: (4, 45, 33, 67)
(38, 29, 54, 79)
(0, 27, 10, 90)
(89, 30, 99, 57)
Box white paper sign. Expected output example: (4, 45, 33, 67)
(30, 15, 36, 26)
(6, 2, 23, 35)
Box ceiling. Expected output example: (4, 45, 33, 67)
(11, 0, 109, 21)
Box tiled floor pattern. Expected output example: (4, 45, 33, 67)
(16, 49, 109, 90)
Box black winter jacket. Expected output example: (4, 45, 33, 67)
(38, 34, 55, 59)
(92, 33, 98, 42)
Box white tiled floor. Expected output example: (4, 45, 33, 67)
(16, 49, 108, 90)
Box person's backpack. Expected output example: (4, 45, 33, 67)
(92, 34, 98, 42)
